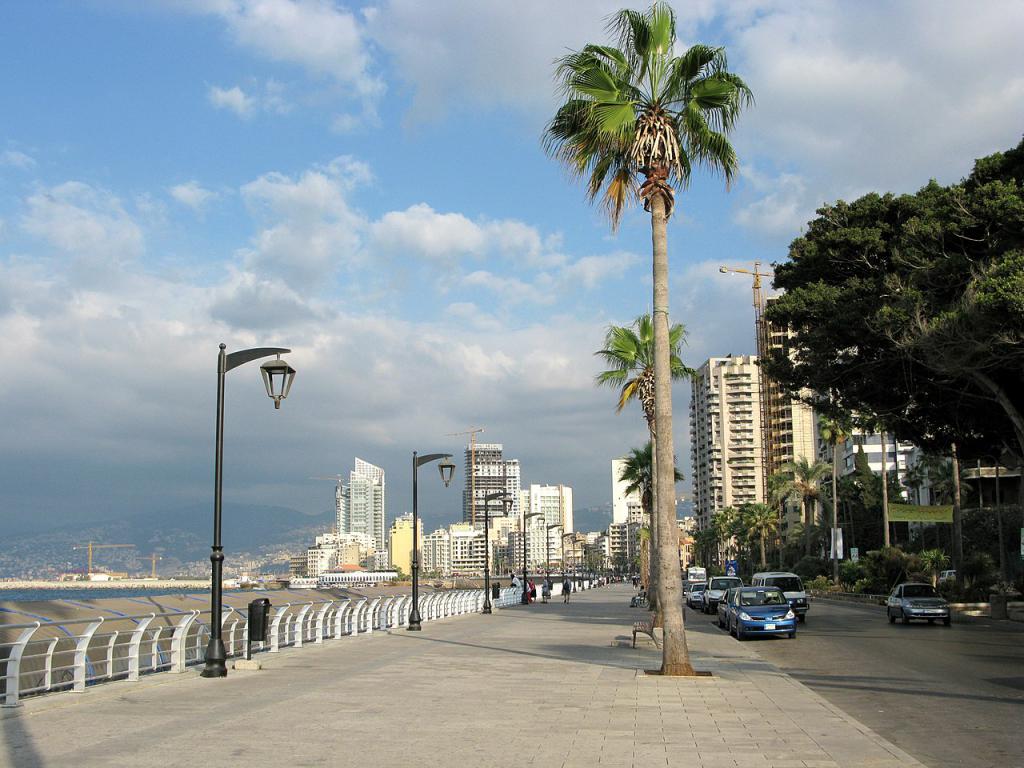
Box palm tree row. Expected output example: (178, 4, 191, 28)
(551, 1, 752, 676)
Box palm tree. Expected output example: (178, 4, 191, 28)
(919, 549, 949, 587)
(818, 413, 851, 583)
(710, 506, 739, 561)
(546, 1, 751, 677)
(618, 442, 683, 595)
(780, 457, 831, 557)
(596, 314, 694, 614)
(741, 503, 778, 569)
(768, 469, 801, 567)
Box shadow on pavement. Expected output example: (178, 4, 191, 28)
(2, 709, 46, 768)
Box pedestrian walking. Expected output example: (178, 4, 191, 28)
(542, 577, 552, 603)
(562, 576, 572, 603)
(528, 579, 537, 604)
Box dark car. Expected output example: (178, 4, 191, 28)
(719, 586, 797, 640)
(886, 583, 951, 626)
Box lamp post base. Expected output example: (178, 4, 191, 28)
(408, 609, 423, 631)
(200, 639, 228, 678)
(482, 603, 492, 615)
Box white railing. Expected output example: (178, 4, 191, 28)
(1, 587, 511, 707)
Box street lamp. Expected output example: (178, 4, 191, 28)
(482, 491, 512, 614)
(521, 512, 542, 604)
(408, 451, 455, 631)
(545, 524, 561, 577)
(202, 344, 296, 679)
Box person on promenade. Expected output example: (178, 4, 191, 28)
(562, 576, 572, 603)
(528, 578, 537, 603)
(542, 577, 552, 603)
(511, 573, 521, 594)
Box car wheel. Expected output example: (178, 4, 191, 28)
(902, 611, 911, 625)
(943, 617, 951, 627)
(788, 631, 795, 639)
(888, 610, 895, 624)
(927, 618, 935, 625)
(798, 614, 806, 623)
(736, 624, 746, 641)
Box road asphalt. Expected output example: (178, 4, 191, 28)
(685, 597, 1024, 768)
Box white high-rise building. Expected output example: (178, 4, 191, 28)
(462, 443, 520, 524)
(690, 355, 765, 530)
(527, 484, 574, 532)
(422, 528, 451, 576)
(611, 458, 642, 524)
(338, 458, 386, 552)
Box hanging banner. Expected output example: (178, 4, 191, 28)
(888, 503, 954, 523)
(830, 528, 844, 560)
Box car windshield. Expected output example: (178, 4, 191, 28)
(710, 577, 741, 590)
(902, 585, 939, 598)
(765, 576, 803, 592)
(739, 589, 786, 606)
(692, 585, 706, 593)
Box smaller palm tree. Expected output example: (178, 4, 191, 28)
(780, 457, 831, 557)
(919, 549, 950, 587)
(741, 503, 778, 568)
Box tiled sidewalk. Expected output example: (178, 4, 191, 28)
(0, 584, 924, 767)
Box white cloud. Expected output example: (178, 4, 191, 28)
(1, 150, 36, 169)
(733, 168, 813, 238)
(170, 180, 218, 212)
(462, 270, 549, 305)
(371, 204, 486, 262)
(560, 252, 639, 290)
(239, 156, 369, 290)
(208, 84, 255, 117)
(21, 181, 143, 264)
(198, 0, 383, 98)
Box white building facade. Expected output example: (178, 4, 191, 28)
(463, 443, 521, 524)
(338, 458, 387, 552)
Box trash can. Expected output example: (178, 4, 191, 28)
(492, 583, 500, 599)
(247, 598, 272, 658)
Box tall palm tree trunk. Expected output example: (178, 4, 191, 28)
(649, 432, 660, 621)
(881, 431, 891, 547)
(759, 534, 766, 569)
(831, 449, 839, 583)
(951, 442, 963, 584)
(649, 192, 692, 676)
(803, 496, 812, 557)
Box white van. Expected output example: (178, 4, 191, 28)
(751, 572, 809, 622)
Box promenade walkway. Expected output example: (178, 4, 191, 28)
(1, 584, 923, 768)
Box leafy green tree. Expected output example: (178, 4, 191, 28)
(548, 1, 751, 676)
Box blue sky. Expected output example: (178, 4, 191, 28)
(2, 0, 1023, 537)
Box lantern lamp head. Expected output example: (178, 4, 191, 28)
(438, 456, 456, 488)
(260, 355, 296, 409)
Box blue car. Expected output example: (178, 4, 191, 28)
(718, 586, 797, 640)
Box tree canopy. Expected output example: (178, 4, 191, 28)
(764, 138, 1024, 462)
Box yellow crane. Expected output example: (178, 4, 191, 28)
(149, 553, 163, 579)
(72, 542, 134, 576)
(447, 427, 484, 524)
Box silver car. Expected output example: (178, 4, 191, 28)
(886, 582, 951, 626)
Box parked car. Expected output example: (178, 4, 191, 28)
(886, 583, 951, 626)
(686, 583, 707, 611)
(719, 586, 797, 640)
(703, 576, 743, 614)
(939, 569, 956, 582)
(751, 571, 810, 622)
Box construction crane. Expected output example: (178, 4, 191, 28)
(149, 553, 163, 579)
(719, 261, 778, 496)
(72, 542, 134, 576)
(447, 427, 484, 524)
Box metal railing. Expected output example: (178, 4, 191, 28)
(1, 587, 515, 707)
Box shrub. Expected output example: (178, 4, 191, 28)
(793, 556, 828, 581)
(805, 575, 833, 592)
(839, 560, 866, 589)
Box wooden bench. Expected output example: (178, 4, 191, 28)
(632, 620, 660, 648)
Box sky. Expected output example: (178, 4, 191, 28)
(2, 0, 1023, 537)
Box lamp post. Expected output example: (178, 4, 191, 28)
(202, 344, 296, 679)
(521, 512, 542, 604)
(482, 491, 512, 614)
(545, 524, 561, 577)
(409, 452, 455, 631)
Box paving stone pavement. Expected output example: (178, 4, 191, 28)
(0, 584, 925, 768)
